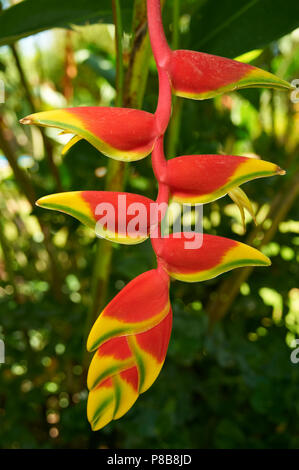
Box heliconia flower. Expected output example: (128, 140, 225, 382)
(20, 107, 159, 162)
(86, 268, 172, 430)
(152, 233, 270, 282)
(167, 50, 292, 100)
(163, 154, 285, 204)
(36, 191, 154, 244)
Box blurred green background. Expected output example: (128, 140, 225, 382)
(0, 0, 299, 449)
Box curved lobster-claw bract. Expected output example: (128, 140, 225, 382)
(168, 50, 292, 100)
(36, 191, 154, 245)
(20, 107, 159, 162)
(152, 233, 270, 282)
(87, 268, 172, 430)
(165, 154, 285, 204)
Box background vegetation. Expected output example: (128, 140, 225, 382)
(0, 0, 298, 449)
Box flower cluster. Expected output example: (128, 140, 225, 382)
(21, 0, 291, 431)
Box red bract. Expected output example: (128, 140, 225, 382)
(152, 233, 270, 282)
(87, 268, 170, 351)
(163, 154, 285, 204)
(168, 50, 292, 100)
(21, 107, 159, 161)
(37, 191, 154, 244)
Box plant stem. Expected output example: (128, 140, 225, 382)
(147, 0, 171, 67)
(10, 44, 63, 191)
(124, 0, 151, 108)
(156, 181, 169, 205)
(166, 96, 183, 157)
(154, 67, 172, 134)
(112, 0, 124, 108)
(152, 135, 167, 181)
(166, 0, 183, 158)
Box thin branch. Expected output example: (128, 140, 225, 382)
(112, 0, 124, 107)
(10, 44, 63, 191)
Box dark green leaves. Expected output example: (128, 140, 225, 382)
(2, 0, 298, 57)
(0, 0, 134, 46)
(190, 0, 299, 58)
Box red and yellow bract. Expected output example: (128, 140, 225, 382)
(164, 154, 285, 204)
(152, 233, 270, 282)
(37, 191, 154, 244)
(21, 107, 158, 162)
(168, 50, 292, 100)
(86, 268, 172, 430)
(87, 268, 170, 351)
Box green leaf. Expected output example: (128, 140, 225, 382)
(190, 0, 299, 58)
(0, 0, 134, 46)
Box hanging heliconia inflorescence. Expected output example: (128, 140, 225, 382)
(21, 0, 292, 431)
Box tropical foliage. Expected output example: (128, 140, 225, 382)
(0, 0, 298, 449)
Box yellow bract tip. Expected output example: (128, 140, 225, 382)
(276, 166, 286, 176)
(19, 116, 33, 125)
(36, 191, 83, 209)
(35, 196, 46, 207)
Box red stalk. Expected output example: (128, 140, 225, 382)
(152, 135, 167, 181)
(147, 1, 172, 133)
(147, 0, 171, 68)
(147, 0, 172, 248)
(156, 182, 169, 205)
(154, 67, 172, 135)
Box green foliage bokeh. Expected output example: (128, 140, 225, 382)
(0, 0, 298, 449)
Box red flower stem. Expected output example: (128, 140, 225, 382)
(157, 259, 170, 282)
(147, 0, 174, 256)
(152, 135, 167, 181)
(148, 0, 172, 133)
(154, 67, 172, 134)
(156, 181, 169, 205)
(147, 0, 171, 68)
